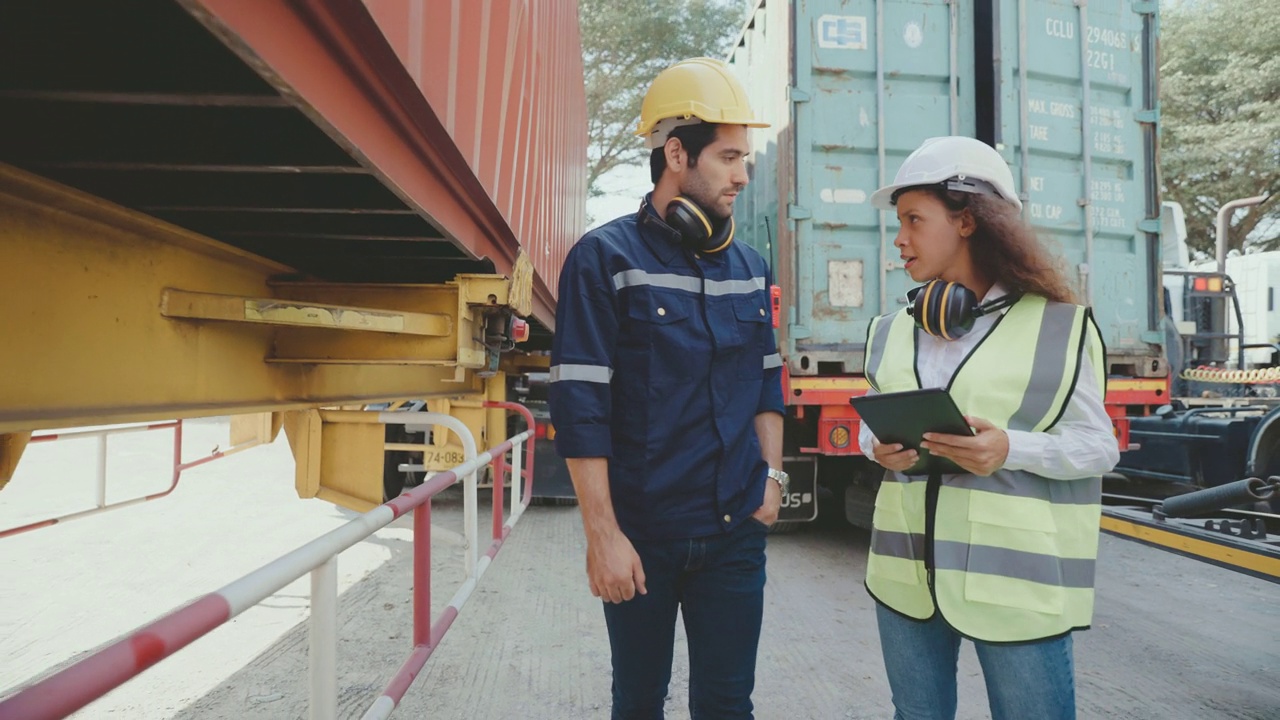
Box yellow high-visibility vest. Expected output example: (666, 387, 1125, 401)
(862, 294, 1106, 642)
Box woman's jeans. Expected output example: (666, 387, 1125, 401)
(602, 518, 768, 720)
(876, 603, 1076, 720)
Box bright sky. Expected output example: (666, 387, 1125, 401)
(585, 162, 652, 231)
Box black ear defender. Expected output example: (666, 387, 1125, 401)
(905, 279, 1019, 340)
(665, 196, 734, 253)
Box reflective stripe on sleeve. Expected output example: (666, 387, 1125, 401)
(549, 364, 613, 384)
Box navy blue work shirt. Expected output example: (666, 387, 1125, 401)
(549, 198, 785, 541)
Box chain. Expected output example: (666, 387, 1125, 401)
(1180, 365, 1280, 384)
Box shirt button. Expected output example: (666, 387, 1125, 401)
(759, 308, 766, 316)
(723, 514, 732, 523)
(657, 307, 666, 316)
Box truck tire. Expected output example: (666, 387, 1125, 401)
(382, 424, 424, 503)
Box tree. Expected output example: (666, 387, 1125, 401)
(1160, 0, 1279, 254)
(579, 0, 748, 198)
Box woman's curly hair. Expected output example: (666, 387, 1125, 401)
(917, 187, 1078, 305)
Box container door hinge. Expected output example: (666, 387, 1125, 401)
(788, 86, 811, 103)
(787, 204, 812, 220)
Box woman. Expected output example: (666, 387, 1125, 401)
(857, 136, 1119, 720)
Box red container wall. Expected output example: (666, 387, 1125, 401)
(363, 0, 586, 303)
(190, 0, 585, 327)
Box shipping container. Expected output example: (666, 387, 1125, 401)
(0, 0, 584, 336)
(727, 0, 1166, 523)
(0, 0, 587, 510)
(730, 0, 1162, 375)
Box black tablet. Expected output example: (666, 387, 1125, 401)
(849, 388, 974, 476)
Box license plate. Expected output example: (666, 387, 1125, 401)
(777, 456, 818, 522)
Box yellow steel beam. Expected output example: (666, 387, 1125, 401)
(265, 281, 494, 365)
(160, 289, 454, 336)
(500, 353, 551, 373)
(789, 377, 873, 391)
(0, 433, 32, 490)
(0, 163, 529, 435)
(229, 412, 283, 446)
(1101, 515, 1280, 581)
(282, 373, 513, 507)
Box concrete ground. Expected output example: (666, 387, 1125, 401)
(2, 419, 1277, 719)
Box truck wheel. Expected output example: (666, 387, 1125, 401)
(382, 424, 423, 503)
(383, 451, 406, 502)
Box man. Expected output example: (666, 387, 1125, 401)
(549, 57, 787, 719)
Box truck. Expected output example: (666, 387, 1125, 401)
(728, 0, 1167, 526)
(726, 0, 1278, 579)
(1120, 198, 1280, 509)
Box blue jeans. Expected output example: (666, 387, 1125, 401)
(875, 604, 1076, 720)
(602, 518, 769, 720)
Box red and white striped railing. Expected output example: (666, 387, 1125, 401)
(0, 405, 537, 720)
(0, 419, 260, 539)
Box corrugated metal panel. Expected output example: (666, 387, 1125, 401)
(1002, 0, 1161, 361)
(363, 0, 586, 304)
(730, 0, 1159, 374)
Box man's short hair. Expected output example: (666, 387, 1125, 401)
(649, 122, 720, 184)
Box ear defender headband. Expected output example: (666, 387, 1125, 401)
(665, 196, 734, 253)
(906, 279, 1019, 340)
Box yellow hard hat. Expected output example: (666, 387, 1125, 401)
(634, 57, 768, 148)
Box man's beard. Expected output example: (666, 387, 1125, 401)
(681, 169, 732, 220)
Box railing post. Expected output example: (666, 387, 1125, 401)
(465, 460, 478, 578)
(94, 433, 108, 509)
(392, 412, 477, 579)
(310, 556, 338, 720)
(413, 500, 432, 648)
(510, 438, 524, 521)
(492, 451, 506, 540)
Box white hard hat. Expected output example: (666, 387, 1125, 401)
(869, 136, 1022, 211)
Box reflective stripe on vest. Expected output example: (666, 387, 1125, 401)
(861, 295, 1107, 642)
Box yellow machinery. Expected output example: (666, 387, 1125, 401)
(0, 163, 532, 512)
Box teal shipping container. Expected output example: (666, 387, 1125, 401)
(729, 0, 1164, 380)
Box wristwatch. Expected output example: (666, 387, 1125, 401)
(766, 467, 790, 496)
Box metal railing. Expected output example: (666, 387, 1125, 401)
(0, 405, 537, 720)
(0, 419, 261, 539)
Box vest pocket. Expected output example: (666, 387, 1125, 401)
(867, 486, 923, 586)
(963, 493, 1066, 615)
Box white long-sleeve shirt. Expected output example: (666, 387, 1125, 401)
(856, 284, 1120, 480)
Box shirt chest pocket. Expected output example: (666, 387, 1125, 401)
(731, 294, 771, 379)
(620, 289, 699, 384)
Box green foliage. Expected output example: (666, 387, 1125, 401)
(1160, 0, 1280, 253)
(579, 0, 748, 197)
